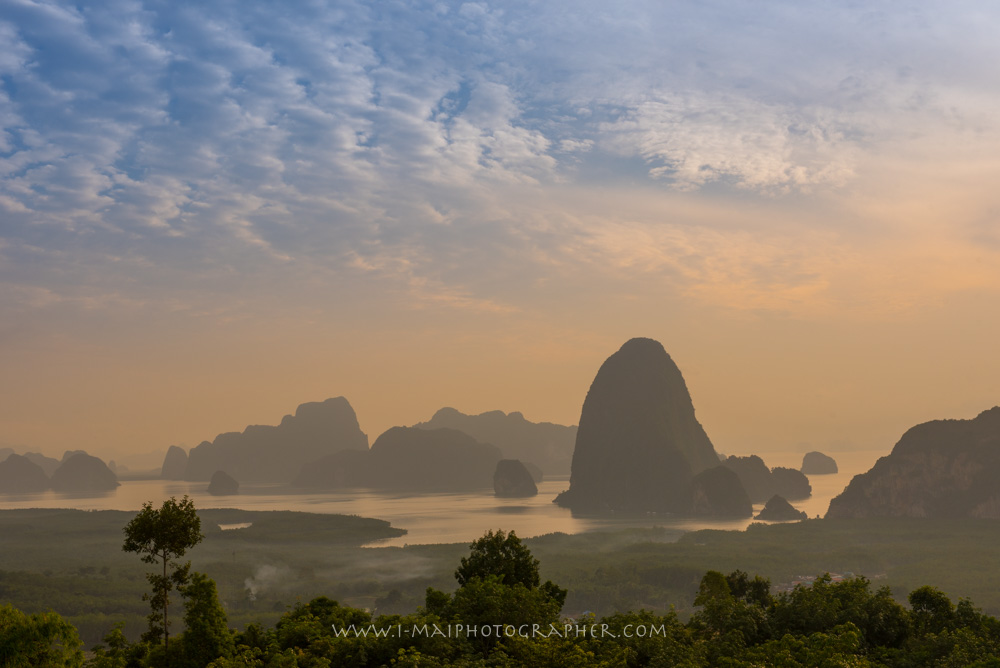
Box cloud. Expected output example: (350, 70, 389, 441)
(4, 1, 1000, 460)
(598, 93, 856, 192)
(1, 0, 1000, 326)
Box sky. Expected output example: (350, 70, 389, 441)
(2, 0, 999, 467)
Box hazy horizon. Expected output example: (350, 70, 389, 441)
(0, 383, 958, 470)
(2, 1, 999, 462)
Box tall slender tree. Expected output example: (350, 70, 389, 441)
(122, 496, 203, 664)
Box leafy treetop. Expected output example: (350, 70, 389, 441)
(122, 496, 203, 566)
(455, 529, 540, 588)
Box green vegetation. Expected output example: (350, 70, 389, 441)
(425, 529, 568, 658)
(455, 529, 543, 588)
(8, 507, 1000, 660)
(0, 507, 409, 647)
(529, 518, 1000, 619)
(0, 604, 83, 667)
(123, 496, 204, 655)
(9, 526, 1000, 666)
(177, 573, 233, 667)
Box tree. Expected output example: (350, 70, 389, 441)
(455, 529, 540, 588)
(448, 575, 564, 656)
(0, 604, 83, 667)
(909, 585, 956, 636)
(725, 569, 772, 608)
(85, 622, 147, 668)
(179, 572, 234, 668)
(693, 570, 770, 651)
(455, 529, 566, 608)
(122, 496, 204, 663)
(424, 529, 568, 658)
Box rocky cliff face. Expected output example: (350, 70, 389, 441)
(50, 453, 119, 492)
(493, 459, 538, 498)
(826, 407, 1000, 519)
(184, 397, 368, 482)
(293, 427, 502, 492)
(690, 466, 752, 517)
(414, 408, 576, 475)
(160, 445, 188, 480)
(801, 451, 838, 475)
(0, 454, 50, 493)
(554, 338, 724, 514)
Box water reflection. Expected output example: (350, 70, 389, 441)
(494, 505, 532, 514)
(54, 490, 117, 500)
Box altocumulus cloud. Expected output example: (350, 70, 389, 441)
(2, 0, 1000, 317)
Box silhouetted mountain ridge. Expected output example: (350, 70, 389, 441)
(293, 426, 501, 492)
(183, 397, 368, 482)
(413, 407, 576, 475)
(827, 407, 1000, 518)
(0, 454, 50, 493)
(50, 453, 119, 492)
(25, 452, 61, 477)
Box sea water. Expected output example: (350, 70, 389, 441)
(0, 450, 884, 547)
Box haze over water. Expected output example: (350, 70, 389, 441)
(0, 450, 882, 547)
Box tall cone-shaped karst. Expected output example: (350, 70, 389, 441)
(555, 338, 721, 513)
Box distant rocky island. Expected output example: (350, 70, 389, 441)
(207, 470, 239, 496)
(50, 453, 119, 492)
(723, 455, 811, 503)
(0, 454, 50, 493)
(293, 426, 501, 492)
(160, 445, 188, 480)
(177, 397, 369, 482)
(493, 459, 538, 497)
(801, 451, 838, 475)
(0, 450, 119, 494)
(755, 495, 808, 521)
(827, 407, 1000, 518)
(413, 408, 576, 475)
(554, 337, 746, 515)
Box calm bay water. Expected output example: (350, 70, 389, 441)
(0, 450, 884, 547)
